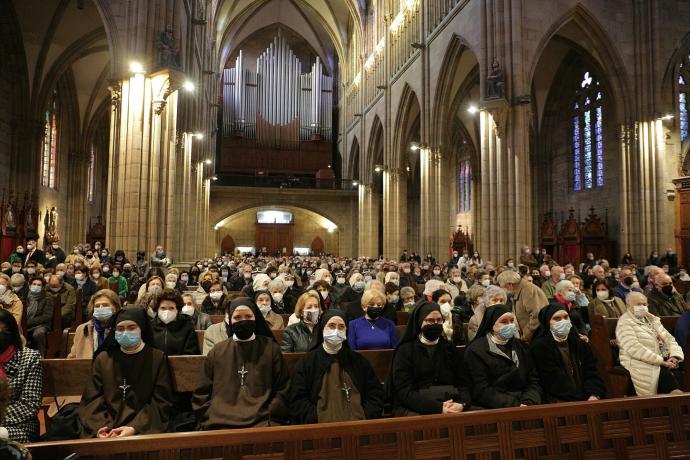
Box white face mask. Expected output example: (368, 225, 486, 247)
(258, 303, 272, 316)
(323, 328, 347, 347)
(271, 292, 283, 303)
(452, 276, 462, 283)
(165, 282, 177, 289)
(440, 302, 452, 316)
(633, 304, 648, 317)
(209, 291, 223, 301)
(481, 279, 491, 287)
(319, 290, 328, 299)
(148, 285, 162, 294)
(303, 307, 320, 324)
(596, 290, 609, 300)
(158, 309, 177, 324)
(336, 277, 346, 285)
(181, 305, 195, 316)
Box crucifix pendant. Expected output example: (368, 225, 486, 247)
(119, 378, 131, 401)
(341, 382, 352, 402)
(238, 364, 248, 386)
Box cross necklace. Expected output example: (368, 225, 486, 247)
(341, 382, 352, 402)
(238, 364, 248, 386)
(119, 378, 131, 401)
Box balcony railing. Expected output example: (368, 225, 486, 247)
(211, 174, 358, 191)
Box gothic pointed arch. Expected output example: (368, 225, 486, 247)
(391, 84, 421, 169)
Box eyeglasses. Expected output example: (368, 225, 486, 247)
(422, 318, 444, 325)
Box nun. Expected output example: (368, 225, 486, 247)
(289, 309, 384, 424)
(388, 301, 471, 416)
(78, 308, 174, 438)
(463, 305, 542, 408)
(530, 304, 606, 403)
(192, 298, 290, 428)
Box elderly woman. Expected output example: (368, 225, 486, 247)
(68, 290, 121, 359)
(550, 280, 589, 338)
(389, 302, 471, 416)
(567, 274, 591, 308)
(180, 293, 212, 330)
(400, 286, 417, 312)
(267, 278, 291, 314)
(588, 279, 626, 319)
(0, 274, 23, 332)
(530, 304, 606, 402)
(254, 290, 285, 331)
(616, 292, 684, 396)
(466, 285, 488, 341)
(281, 291, 321, 352)
(347, 290, 397, 350)
(338, 273, 366, 307)
(290, 309, 384, 424)
(463, 305, 542, 408)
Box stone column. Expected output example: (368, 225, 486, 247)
(105, 69, 181, 258)
(419, 146, 443, 258)
(358, 183, 379, 257)
(382, 168, 407, 259)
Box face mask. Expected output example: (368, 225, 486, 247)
(364, 276, 372, 282)
(26, 268, 36, 275)
(336, 277, 346, 285)
(452, 277, 462, 283)
(404, 301, 415, 308)
(233, 320, 255, 340)
(269, 273, 277, 279)
(271, 292, 283, 303)
(551, 319, 572, 338)
(148, 285, 162, 294)
(50, 286, 61, 293)
(433, 270, 441, 276)
(202, 281, 213, 292)
(563, 291, 577, 302)
(366, 306, 383, 319)
(26, 245, 34, 250)
(596, 290, 609, 300)
(181, 305, 195, 316)
(661, 285, 674, 296)
(73, 250, 80, 255)
(303, 308, 320, 324)
(93, 307, 113, 322)
(165, 282, 176, 289)
(209, 291, 223, 301)
(421, 323, 443, 341)
(285, 280, 294, 288)
(354, 281, 365, 291)
(86, 255, 93, 259)
(244, 272, 252, 279)
(632, 282, 640, 289)
(559, 273, 566, 280)
(180, 275, 189, 282)
(507, 262, 514, 268)
(496, 323, 517, 340)
(158, 309, 177, 324)
(29, 286, 42, 294)
(440, 302, 452, 316)
(75, 273, 85, 282)
(481, 279, 491, 287)
(306, 270, 313, 276)
(102, 267, 110, 273)
(112, 271, 120, 278)
(633, 304, 648, 317)
(403, 268, 411, 274)
(543, 271, 551, 278)
(323, 328, 347, 346)
(389, 295, 399, 304)
(258, 303, 272, 316)
(11, 266, 20, 273)
(319, 290, 328, 299)
(115, 330, 141, 348)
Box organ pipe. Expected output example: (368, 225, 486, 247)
(222, 33, 333, 146)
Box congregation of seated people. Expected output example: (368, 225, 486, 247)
(0, 243, 689, 444)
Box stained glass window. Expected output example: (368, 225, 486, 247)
(572, 72, 604, 191)
(458, 161, 471, 212)
(87, 146, 95, 204)
(679, 53, 689, 142)
(41, 93, 58, 189)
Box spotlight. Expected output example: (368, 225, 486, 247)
(410, 143, 420, 151)
(195, 132, 204, 139)
(467, 105, 479, 114)
(661, 113, 674, 121)
(205, 159, 212, 165)
(374, 165, 383, 173)
(129, 61, 145, 74)
(182, 81, 195, 92)
(353, 180, 359, 186)
(212, 176, 218, 181)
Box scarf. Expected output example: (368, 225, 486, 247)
(26, 291, 43, 318)
(92, 318, 108, 348)
(0, 345, 16, 381)
(0, 290, 13, 307)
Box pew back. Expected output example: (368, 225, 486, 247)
(28, 394, 690, 460)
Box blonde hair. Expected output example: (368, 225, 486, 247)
(87, 289, 122, 316)
(360, 289, 386, 307)
(294, 290, 321, 317)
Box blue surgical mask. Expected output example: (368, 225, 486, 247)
(354, 281, 365, 291)
(497, 323, 517, 340)
(115, 330, 142, 348)
(29, 286, 42, 294)
(93, 307, 113, 322)
(551, 319, 572, 338)
(563, 291, 577, 302)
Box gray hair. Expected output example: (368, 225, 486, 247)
(555, 280, 574, 293)
(268, 278, 286, 293)
(483, 285, 508, 305)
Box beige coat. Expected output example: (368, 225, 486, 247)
(67, 321, 103, 359)
(0, 293, 23, 331)
(202, 321, 228, 355)
(265, 311, 285, 331)
(513, 278, 548, 342)
(616, 311, 684, 396)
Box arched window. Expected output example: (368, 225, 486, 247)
(572, 71, 603, 191)
(41, 92, 58, 189)
(679, 52, 689, 142)
(458, 160, 471, 212)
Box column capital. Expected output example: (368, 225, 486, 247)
(482, 98, 510, 139)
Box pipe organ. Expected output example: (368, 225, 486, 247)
(222, 33, 333, 150)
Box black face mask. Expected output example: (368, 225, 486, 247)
(661, 285, 674, 297)
(421, 323, 443, 341)
(623, 276, 634, 287)
(0, 331, 13, 351)
(232, 320, 256, 340)
(367, 307, 383, 320)
(201, 281, 213, 293)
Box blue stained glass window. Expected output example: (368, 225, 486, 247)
(572, 71, 604, 191)
(680, 57, 689, 142)
(681, 92, 688, 142)
(458, 161, 472, 212)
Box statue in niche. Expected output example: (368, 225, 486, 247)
(157, 25, 181, 69)
(4, 199, 16, 234)
(44, 206, 59, 245)
(486, 59, 505, 100)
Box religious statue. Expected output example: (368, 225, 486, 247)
(157, 25, 181, 69)
(43, 206, 59, 245)
(3, 200, 16, 234)
(486, 59, 505, 100)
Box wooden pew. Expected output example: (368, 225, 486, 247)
(44, 296, 64, 359)
(209, 315, 224, 324)
(28, 394, 690, 460)
(396, 311, 409, 326)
